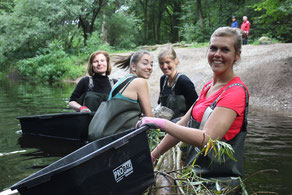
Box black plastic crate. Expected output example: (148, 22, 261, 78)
(17, 112, 95, 141)
(11, 126, 154, 195)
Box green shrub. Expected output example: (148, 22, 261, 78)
(17, 41, 84, 83)
(82, 32, 112, 56)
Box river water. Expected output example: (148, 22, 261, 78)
(0, 79, 291, 194)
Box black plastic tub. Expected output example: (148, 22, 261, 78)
(11, 126, 154, 195)
(17, 112, 95, 141)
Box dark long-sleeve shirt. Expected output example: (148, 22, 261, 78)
(70, 74, 117, 102)
(158, 74, 198, 109)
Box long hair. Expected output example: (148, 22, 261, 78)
(114, 50, 151, 72)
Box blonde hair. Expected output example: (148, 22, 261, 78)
(210, 26, 242, 53)
(158, 45, 177, 63)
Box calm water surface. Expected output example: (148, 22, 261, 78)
(0, 79, 291, 194)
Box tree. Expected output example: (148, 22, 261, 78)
(77, 0, 108, 46)
(0, 0, 15, 14)
(252, 0, 292, 42)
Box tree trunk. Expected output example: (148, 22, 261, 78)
(139, 0, 149, 44)
(172, 0, 181, 42)
(156, 0, 165, 43)
(197, 0, 204, 29)
(78, 0, 107, 47)
(151, 0, 156, 42)
(205, 0, 212, 27)
(101, 14, 107, 43)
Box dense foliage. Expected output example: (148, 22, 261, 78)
(0, 0, 290, 83)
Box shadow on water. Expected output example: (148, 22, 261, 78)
(17, 135, 86, 158)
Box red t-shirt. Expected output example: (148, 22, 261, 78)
(191, 77, 249, 141)
(241, 20, 250, 36)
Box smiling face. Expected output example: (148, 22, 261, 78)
(132, 54, 153, 79)
(208, 36, 240, 76)
(92, 54, 108, 75)
(159, 56, 178, 78)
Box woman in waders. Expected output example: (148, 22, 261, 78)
(88, 50, 153, 140)
(137, 27, 249, 190)
(69, 51, 117, 112)
(157, 46, 198, 120)
(109, 50, 154, 118)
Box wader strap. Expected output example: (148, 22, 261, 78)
(200, 83, 249, 131)
(160, 73, 182, 96)
(88, 76, 94, 91)
(109, 78, 115, 88)
(199, 106, 213, 129)
(108, 76, 136, 100)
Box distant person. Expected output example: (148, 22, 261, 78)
(157, 45, 198, 120)
(231, 16, 238, 28)
(88, 50, 154, 140)
(241, 16, 250, 45)
(69, 51, 117, 112)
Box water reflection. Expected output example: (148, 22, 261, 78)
(0, 79, 75, 190)
(0, 79, 292, 194)
(18, 135, 85, 157)
(244, 114, 292, 194)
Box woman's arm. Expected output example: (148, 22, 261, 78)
(164, 107, 236, 145)
(69, 77, 87, 111)
(150, 106, 237, 160)
(136, 78, 153, 117)
(151, 105, 193, 159)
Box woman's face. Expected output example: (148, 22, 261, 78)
(132, 54, 153, 79)
(159, 56, 178, 77)
(208, 36, 240, 76)
(92, 54, 107, 75)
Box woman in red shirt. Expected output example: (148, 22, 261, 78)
(138, 27, 249, 181)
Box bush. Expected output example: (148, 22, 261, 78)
(17, 41, 84, 83)
(82, 31, 112, 56)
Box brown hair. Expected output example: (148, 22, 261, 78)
(87, 51, 111, 76)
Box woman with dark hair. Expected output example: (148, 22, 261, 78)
(69, 51, 117, 112)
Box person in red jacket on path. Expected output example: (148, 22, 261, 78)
(241, 16, 250, 45)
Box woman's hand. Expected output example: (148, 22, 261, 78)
(136, 117, 167, 130)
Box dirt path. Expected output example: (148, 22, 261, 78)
(100, 43, 292, 116)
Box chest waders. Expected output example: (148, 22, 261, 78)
(82, 76, 115, 111)
(88, 76, 141, 141)
(159, 73, 187, 119)
(184, 83, 249, 185)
